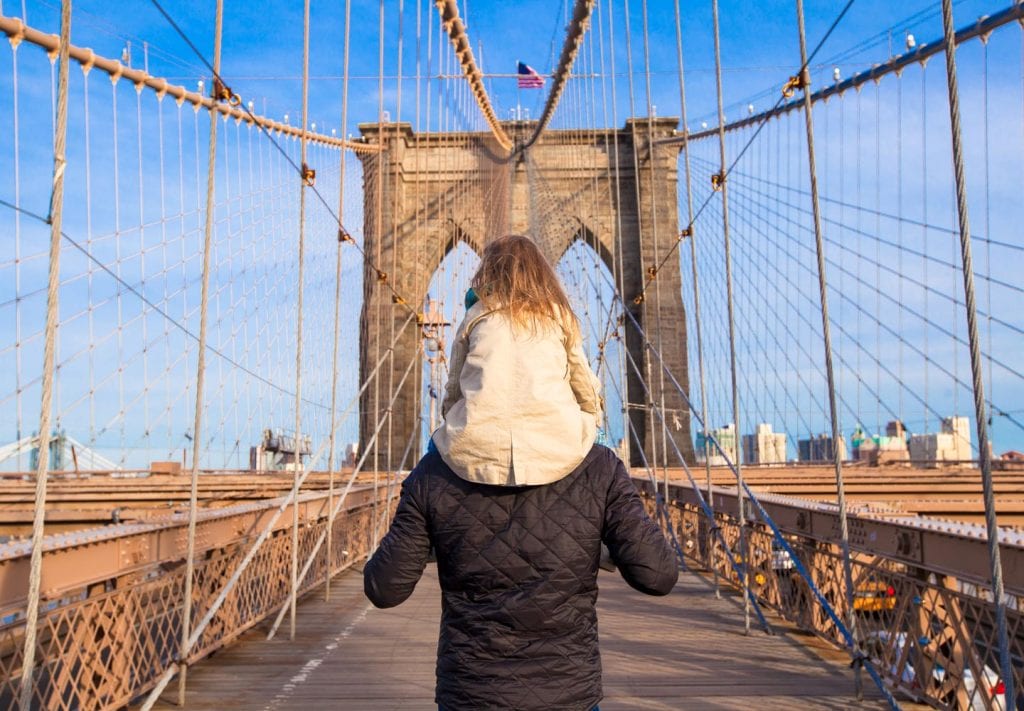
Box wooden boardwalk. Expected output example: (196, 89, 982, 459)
(151, 566, 894, 710)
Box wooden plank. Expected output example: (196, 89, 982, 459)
(144, 564, 918, 710)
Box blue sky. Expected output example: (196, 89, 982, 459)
(10, 0, 1011, 135)
(1, 0, 1021, 466)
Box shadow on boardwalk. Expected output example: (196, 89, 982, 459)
(148, 565, 896, 710)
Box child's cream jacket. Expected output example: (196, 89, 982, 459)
(431, 301, 603, 486)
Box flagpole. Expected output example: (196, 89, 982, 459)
(516, 59, 521, 120)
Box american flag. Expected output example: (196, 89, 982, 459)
(517, 62, 545, 89)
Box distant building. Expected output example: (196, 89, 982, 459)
(909, 416, 972, 466)
(742, 423, 787, 465)
(798, 433, 847, 463)
(853, 420, 909, 465)
(250, 428, 313, 472)
(696, 423, 738, 466)
(886, 420, 907, 439)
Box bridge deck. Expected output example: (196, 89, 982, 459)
(150, 566, 893, 710)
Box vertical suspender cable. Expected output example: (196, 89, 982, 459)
(18, 1, 71, 708)
(326, 0, 352, 604)
(372, 0, 385, 548)
(938, 0, 1015, 707)
(622, 0, 660, 492)
(793, 0, 861, 696)
(672, 0, 718, 597)
(639, 0, 671, 500)
(178, 0, 223, 703)
(384, 0, 405, 531)
(601, 1, 630, 467)
(412, 0, 424, 459)
(290, 0, 312, 642)
(710, 0, 751, 634)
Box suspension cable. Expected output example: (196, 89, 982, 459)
(18, 1, 70, 707)
(325, 0, 353, 605)
(433, 0, 512, 151)
(673, 0, 719, 597)
(674, 3, 1024, 144)
(0, 15, 377, 154)
(177, 0, 223, 701)
(142, 0, 417, 321)
(265, 346, 423, 640)
(938, 0, 1014, 706)
(621, 304, 902, 710)
(139, 314, 417, 710)
(794, 0, 861, 696)
(521, 0, 595, 151)
(630, 0, 857, 307)
(710, 0, 751, 635)
(288, 0, 312, 643)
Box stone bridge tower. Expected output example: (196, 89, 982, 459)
(356, 118, 694, 470)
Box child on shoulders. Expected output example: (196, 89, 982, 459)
(431, 234, 603, 486)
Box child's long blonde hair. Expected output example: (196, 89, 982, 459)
(471, 235, 581, 345)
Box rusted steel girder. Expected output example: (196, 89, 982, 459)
(0, 484, 392, 710)
(0, 14, 381, 153)
(647, 482, 1024, 711)
(0, 485, 379, 611)
(636, 476, 1024, 595)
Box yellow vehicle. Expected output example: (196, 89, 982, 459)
(853, 580, 897, 612)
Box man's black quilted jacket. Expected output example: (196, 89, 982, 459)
(363, 445, 679, 711)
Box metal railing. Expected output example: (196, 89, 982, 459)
(645, 477, 1024, 710)
(0, 483, 395, 710)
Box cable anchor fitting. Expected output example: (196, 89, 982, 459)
(392, 294, 406, 306)
(338, 228, 353, 244)
(781, 69, 809, 99)
(679, 226, 693, 240)
(633, 293, 645, 305)
(710, 172, 725, 191)
(211, 77, 241, 106)
(376, 270, 388, 284)
(646, 266, 658, 280)
(301, 163, 316, 187)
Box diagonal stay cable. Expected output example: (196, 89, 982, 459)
(709, 174, 1024, 412)
(630, 0, 855, 306)
(621, 304, 901, 709)
(147, 0, 418, 318)
(0, 198, 334, 411)
(616, 331, 776, 634)
(138, 313, 416, 710)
